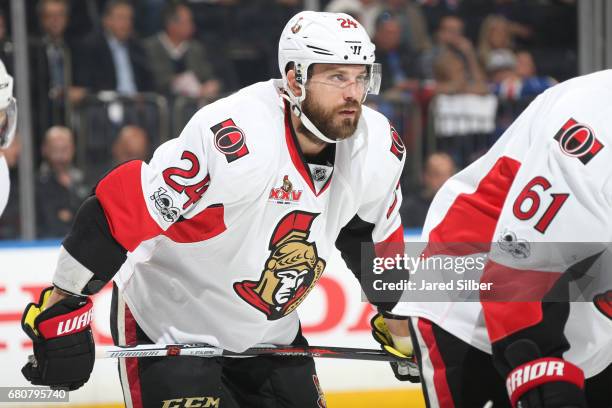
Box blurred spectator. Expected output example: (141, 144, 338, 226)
(433, 48, 487, 95)
(383, 0, 432, 53)
(374, 12, 421, 97)
(418, 0, 461, 36)
(486, 48, 517, 85)
(400, 152, 455, 227)
(0, 136, 20, 238)
(422, 14, 487, 93)
(477, 14, 515, 67)
(487, 49, 556, 101)
(143, 2, 221, 99)
(36, 126, 88, 238)
(0, 10, 13, 73)
(515, 49, 556, 90)
(458, 0, 533, 47)
(325, 0, 383, 36)
(112, 125, 150, 165)
(72, 0, 153, 96)
(30, 0, 80, 159)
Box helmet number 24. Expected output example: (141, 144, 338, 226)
(337, 18, 358, 29)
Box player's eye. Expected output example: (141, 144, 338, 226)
(329, 74, 346, 83)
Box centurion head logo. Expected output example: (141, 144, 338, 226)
(234, 211, 326, 320)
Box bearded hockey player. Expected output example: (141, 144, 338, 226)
(20, 11, 413, 407)
(0, 59, 17, 217)
(393, 70, 612, 407)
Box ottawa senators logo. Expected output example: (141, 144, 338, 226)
(390, 124, 405, 161)
(553, 118, 603, 165)
(594, 290, 612, 320)
(234, 211, 326, 320)
(211, 118, 249, 163)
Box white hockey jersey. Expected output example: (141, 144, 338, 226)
(393, 70, 612, 378)
(0, 155, 8, 216)
(89, 79, 405, 352)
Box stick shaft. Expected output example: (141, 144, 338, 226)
(98, 343, 407, 363)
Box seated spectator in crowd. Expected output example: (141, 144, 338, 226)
(477, 14, 516, 68)
(374, 12, 421, 98)
(111, 125, 150, 165)
(423, 14, 487, 93)
(515, 49, 557, 93)
(0, 9, 13, 73)
(418, 0, 461, 37)
(0, 136, 20, 238)
(36, 126, 88, 238)
(433, 48, 488, 95)
(144, 2, 221, 100)
(72, 0, 152, 96)
(325, 0, 382, 36)
(384, 0, 432, 54)
(30, 0, 80, 159)
(487, 49, 556, 101)
(400, 152, 455, 228)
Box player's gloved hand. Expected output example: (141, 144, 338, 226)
(370, 312, 420, 383)
(504, 340, 586, 408)
(21, 286, 95, 390)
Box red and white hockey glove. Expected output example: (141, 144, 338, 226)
(504, 340, 586, 408)
(21, 287, 95, 390)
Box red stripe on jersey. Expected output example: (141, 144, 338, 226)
(418, 318, 455, 408)
(162, 205, 226, 243)
(374, 225, 404, 259)
(124, 303, 143, 408)
(481, 260, 561, 342)
(317, 170, 334, 196)
(96, 161, 162, 252)
(424, 156, 521, 257)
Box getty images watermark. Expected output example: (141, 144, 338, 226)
(0, 387, 69, 403)
(360, 241, 610, 303)
(371, 252, 491, 292)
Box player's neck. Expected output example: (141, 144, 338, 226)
(290, 112, 328, 156)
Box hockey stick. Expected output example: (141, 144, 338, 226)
(97, 343, 415, 365)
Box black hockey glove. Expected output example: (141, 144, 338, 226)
(370, 313, 420, 383)
(504, 340, 586, 408)
(21, 286, 95, 390)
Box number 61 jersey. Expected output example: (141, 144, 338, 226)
(62, 79, 405, 352)
(393, 70, 612, 378)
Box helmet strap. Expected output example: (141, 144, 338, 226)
(281, 83, 341, 145)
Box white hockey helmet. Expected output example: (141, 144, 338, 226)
(0, 59, 17, 149)
(278, 11, 381, 143)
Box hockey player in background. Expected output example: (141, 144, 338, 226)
(392, 70, 612, 407)
(0, 59, 17, 217)
(20, 11, 414, 407)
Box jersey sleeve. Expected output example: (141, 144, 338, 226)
(0, 155, 9, 217)
(95, 120, 210, 251)
(53, 112, 213, 295)
(335, 120, 406, 311)
(479, 88, 612, 374)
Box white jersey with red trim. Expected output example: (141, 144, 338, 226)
(0, 155, 8, 216)
(393, 70, 612, 377)
(95, 79, 404, 352)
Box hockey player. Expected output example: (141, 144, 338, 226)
(392, 70, 612, 407)
(0, 59, 17, 217)
(20, 11, 413, 407)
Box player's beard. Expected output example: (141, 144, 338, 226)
(299, 96, 361, 144)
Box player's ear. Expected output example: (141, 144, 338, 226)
(286, 69, 303, 98)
